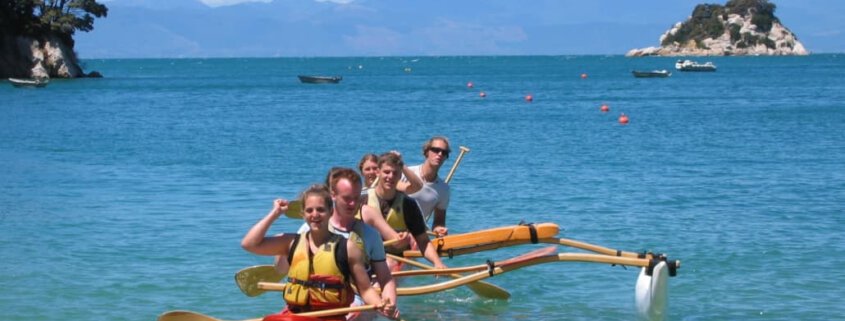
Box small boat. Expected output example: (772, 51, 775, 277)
(297, 75, 342, 84)
(674, 60, 716, 72)
(632, 70, 671, 78)
(8, 77, 49, 88)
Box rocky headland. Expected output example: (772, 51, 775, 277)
(1, 1, 107, 79)
(627, 0, 808, 57)
(0, 34, 97, 78)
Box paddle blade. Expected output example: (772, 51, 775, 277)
(235, 265, 284, 297)
(285, 201, 303, 219)
(465, 281, 511, 300)
(158, 311, 218, 321)
(635, 261, 669, 321)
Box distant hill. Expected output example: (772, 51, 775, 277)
(627, 0, 807, 56)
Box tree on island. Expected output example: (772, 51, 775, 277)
(1, 0, 108, 78)
(660, 0, 780, 50)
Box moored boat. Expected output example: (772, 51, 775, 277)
(298, 75, 342, 84)
(8, 77, 49, 88)
(632, 70, 671, 78)
(674, 60, 716, 72)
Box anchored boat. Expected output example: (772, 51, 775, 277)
(675, 60, 716, 72)
(632, 70, 671, 78)
(8, 77, 49, 88)
(298, 75, 342, 84)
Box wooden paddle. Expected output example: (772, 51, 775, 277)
(258, 247, 553, 298)
(444, 146, 470, 184)
(386, 253, 512, 300)
(235, 265, 283, 297)
(234, 238, 398, 297)
(158, 303, 384, 321)
(235, 256, 511, 299)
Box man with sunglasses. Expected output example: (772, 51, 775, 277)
(405, 136, 452, 237)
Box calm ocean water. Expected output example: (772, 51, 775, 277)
(2, 55, 844, 321)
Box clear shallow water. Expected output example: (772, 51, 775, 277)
(2, 55, 844, 321)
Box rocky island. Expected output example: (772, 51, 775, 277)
(1, 1, 107, 79)
(627, 0, 807, 57)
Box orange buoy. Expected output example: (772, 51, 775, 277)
(524, 94, 533, 102)
(618, 113, 629, 124)
(467, 82, 474, 88)
(479, 91, 487, 98)
(600, 104, 609, 112)
(581, 73, 588, 79)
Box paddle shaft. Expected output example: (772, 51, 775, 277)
(444, 146, 470, 184)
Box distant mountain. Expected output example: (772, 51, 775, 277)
(627, 0, 808, 56)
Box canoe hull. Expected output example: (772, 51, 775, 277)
(403, 222, 560, 257)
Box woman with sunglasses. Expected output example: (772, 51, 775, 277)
(405, 136, 452, 237)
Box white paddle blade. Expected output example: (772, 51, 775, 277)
(635, 261, 669, 321)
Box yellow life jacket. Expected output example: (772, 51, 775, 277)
(328, 221, 369, 268)
(283, 233, 353, 311)
(367, 191, 407, 232)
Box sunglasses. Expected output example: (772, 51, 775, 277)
(428, 147, 450, 157)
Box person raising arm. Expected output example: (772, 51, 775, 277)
(241, 184, 397, 320)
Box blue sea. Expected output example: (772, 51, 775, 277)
(2, 55, 844, 321)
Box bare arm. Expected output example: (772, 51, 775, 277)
(360, 205, 411, 250)
(431, 207, 448, 237)
(241, 199, 294, 256)
(391, 150, 423, 194)
(348, 241, 398, 318)
(397, 164, 423, 194)
(371, 260, 397, 307)
(414, 232, 446, 269)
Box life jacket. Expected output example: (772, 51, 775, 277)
(328, 221, 369, 270)
(367, 191, 407, 232)
(283, 232, 354, 314)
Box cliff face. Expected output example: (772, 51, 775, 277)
(627, 3, 808, 57)
(0, 33, 84, 78)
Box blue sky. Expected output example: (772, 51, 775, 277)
(76, 0, 845, 58)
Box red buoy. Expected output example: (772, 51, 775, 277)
(618, 113, 629, 124)
(581, 73, 588, 79)
(600, 104, 609, 112)
(467, 82, 474, 88)
(524, 94, 533, 102)
(479, 91, 487, 98)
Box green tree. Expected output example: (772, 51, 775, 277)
(1, 0, 107, 37)
(37, 0, 108, 34)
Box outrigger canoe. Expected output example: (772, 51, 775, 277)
(168, 222, 680, 321)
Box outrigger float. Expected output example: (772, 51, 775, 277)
(159, 222, 681, 321)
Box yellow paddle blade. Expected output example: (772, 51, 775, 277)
(285, 200, 303, 219)
(234, 265, 283, 297)
(464, 280, 510, 300)
(388, 254, 511, 299)
(158, 310, 240, 321)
